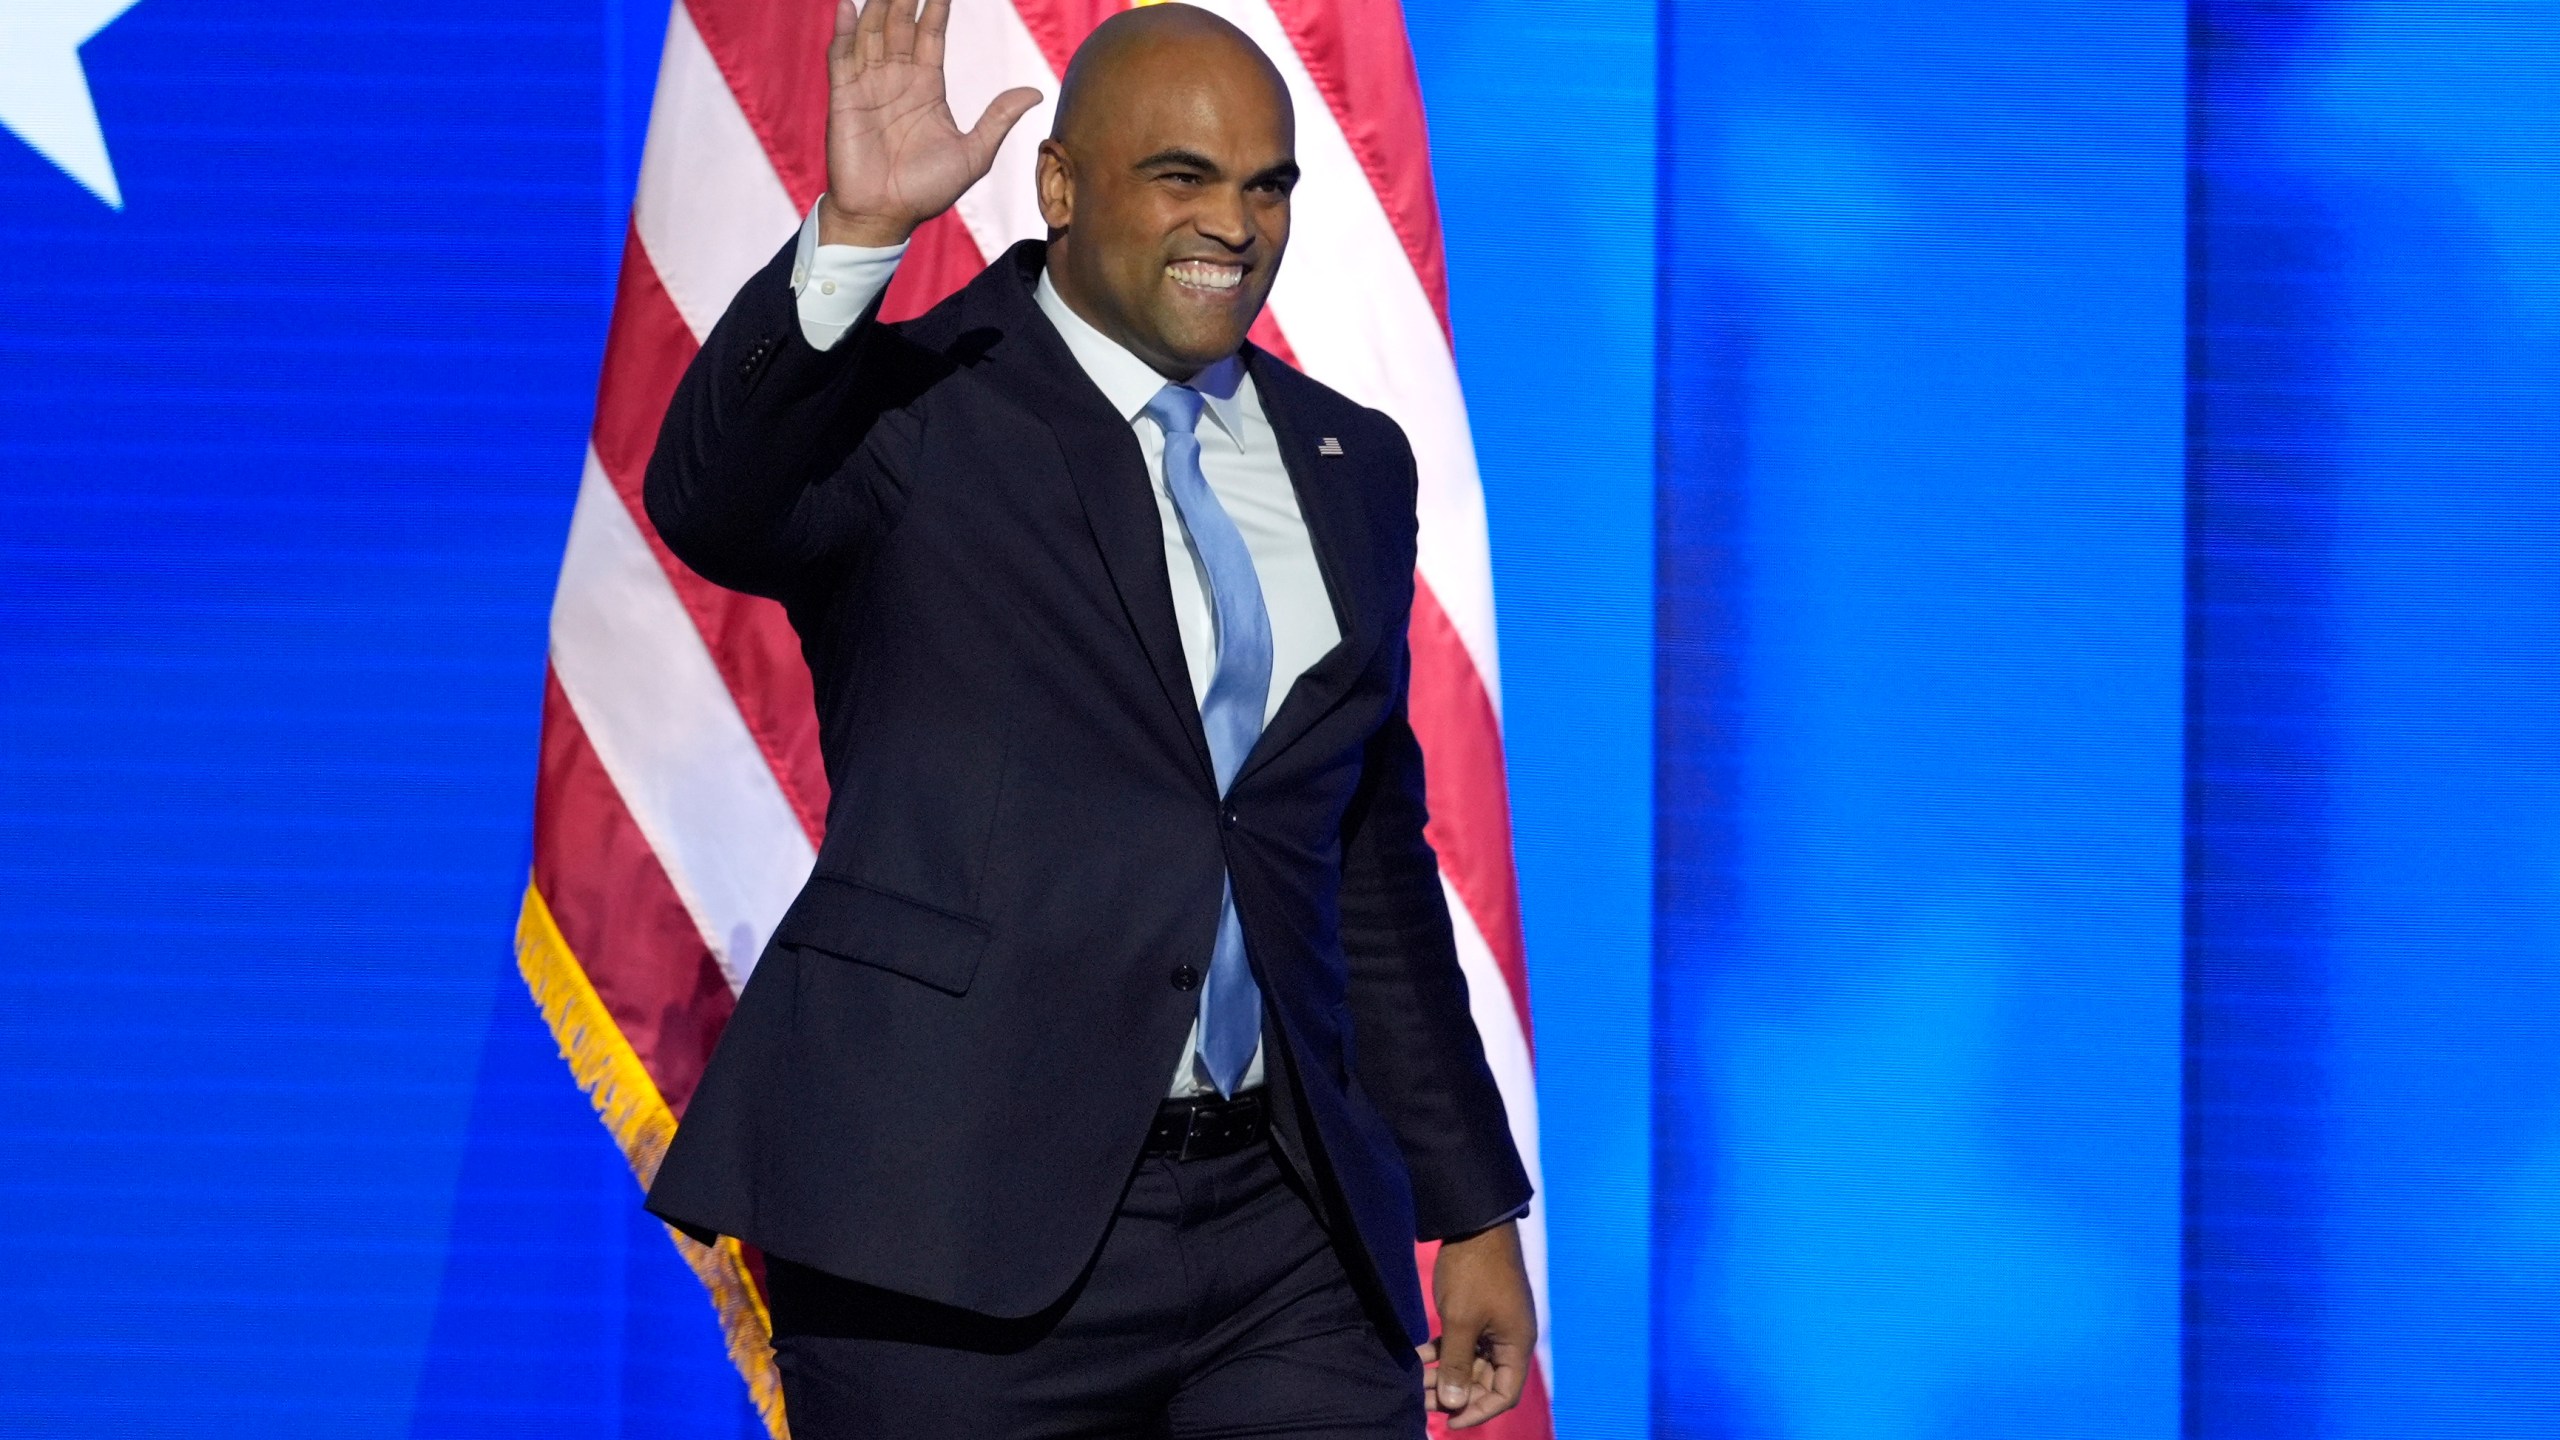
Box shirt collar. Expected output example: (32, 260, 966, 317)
(1036, 267, 1249, 453)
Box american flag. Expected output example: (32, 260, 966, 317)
(516, 0, 1549, 1432)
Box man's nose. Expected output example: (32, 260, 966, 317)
(1193, 186, 1252, 248)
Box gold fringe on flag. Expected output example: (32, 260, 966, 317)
(515, 881, 787, 1438)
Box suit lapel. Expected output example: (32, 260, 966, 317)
(1240, 346, 1388, 783)
(972, 244, 1216, 791)
(965, 250, 1392, 792)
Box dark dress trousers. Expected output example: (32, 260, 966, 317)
(640, 235, 1532, 1354)
(763, 1142, 1426, 1437)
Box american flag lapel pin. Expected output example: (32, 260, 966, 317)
(1317, 436, 1344, 456)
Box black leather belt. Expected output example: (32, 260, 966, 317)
(1143, 1089, 1268, 1161)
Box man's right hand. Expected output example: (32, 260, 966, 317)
(819, 0, 1044, 249)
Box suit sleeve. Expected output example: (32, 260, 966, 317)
(1337, 441, 1535, 1238)
(643, 232, 921, 602)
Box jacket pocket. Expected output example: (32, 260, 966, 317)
(771, 874, 990, 996)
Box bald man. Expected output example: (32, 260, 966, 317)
(642, 3, 1534, 1434)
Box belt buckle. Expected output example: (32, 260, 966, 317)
(1178, 1094, 1252, 1161)
(1178, 1099, 1219, 1161)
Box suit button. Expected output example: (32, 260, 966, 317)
(1222, 805, 1240, 829)
(1170, 965, 1202, 992)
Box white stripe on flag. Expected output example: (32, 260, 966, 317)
(550, 448, 816, 988)
(633, 0, 801, 343)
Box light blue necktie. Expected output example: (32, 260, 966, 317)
(1145, 383, 1270, 1098)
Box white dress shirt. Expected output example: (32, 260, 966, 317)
(789, 205, 1341, 1097)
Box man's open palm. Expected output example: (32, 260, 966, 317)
(821, 0, 1043, 248)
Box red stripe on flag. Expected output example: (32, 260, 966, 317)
(593, 228, 832, 844)
(680, 0, 830, 207)
(1406, 578, 1531, 1048)
(1007, 0, 1121, 79)
(1257, 0, 1454, 340)
(590, 226, 695, 492)
(533, 668, 738, 1117)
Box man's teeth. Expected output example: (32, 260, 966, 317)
(1168, 261, 1244, 292)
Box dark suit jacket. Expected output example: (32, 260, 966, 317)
(640, 235, 1531, 1347)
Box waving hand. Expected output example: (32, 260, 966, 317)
(818, 0, 1043, 248)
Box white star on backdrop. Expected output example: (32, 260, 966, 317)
(1, 0, 146, 208)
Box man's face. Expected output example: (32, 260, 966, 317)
(1037, 41, 1297, 379)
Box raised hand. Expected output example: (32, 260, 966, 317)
(818, 0, 1043, 248)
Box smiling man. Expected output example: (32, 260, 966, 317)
(640, 3, 1535, 1435)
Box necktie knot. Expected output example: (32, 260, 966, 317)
(1145, 383, 1206, 438)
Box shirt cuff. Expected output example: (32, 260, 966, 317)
(790, 199, 905, 352)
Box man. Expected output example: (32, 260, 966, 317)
(642, 2, 1535, 1433)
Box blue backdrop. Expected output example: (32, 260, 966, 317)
(5, 1, 2559, 1436)
(1656, 1, 2184, 1434)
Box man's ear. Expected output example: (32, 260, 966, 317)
(1035, 139, 1074, 231)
